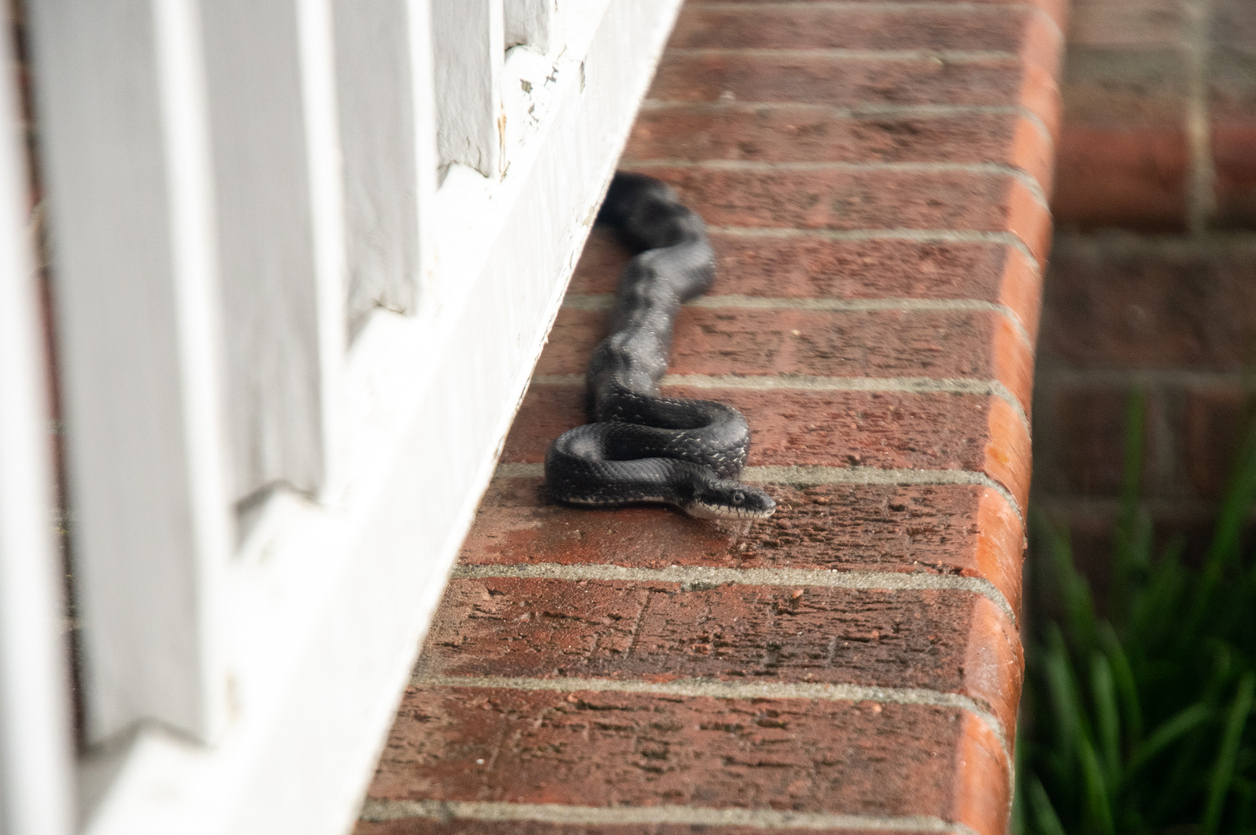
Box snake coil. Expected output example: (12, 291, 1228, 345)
(544, 172, 776, 520)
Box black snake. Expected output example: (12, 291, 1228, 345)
(544, 172, 776, 521)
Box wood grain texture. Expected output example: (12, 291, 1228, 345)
(28, 0, 232, 743)
(432, 0, 504, 177)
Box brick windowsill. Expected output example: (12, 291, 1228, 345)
(357, 1, 1065, 833)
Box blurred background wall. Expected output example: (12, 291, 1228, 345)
(1033, 0, 1256, 590)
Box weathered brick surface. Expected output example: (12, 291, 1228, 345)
(667, 5, 1048, 57)
(678, 0, 1070, 36)
(626, 106, 1055, 194)
(362, 0, 1058, 830)
(568, 230, 1042, 342)
(467, 480, 1024, 613)
(420, 579, 1021, 736)
(503, 385, 1031, 510)
(357, 822, 928, 835)
(650, 53, 1036, 110)
(620, 165, 1051, 262)
(366, 687, 1007, 831)
(537, 307, 1033, 411)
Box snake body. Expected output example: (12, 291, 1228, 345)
(544, 172, 775, 520)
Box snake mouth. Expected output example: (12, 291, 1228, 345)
(686, 498, 777, 521)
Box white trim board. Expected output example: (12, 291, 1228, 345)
(77, 1, 684, 833)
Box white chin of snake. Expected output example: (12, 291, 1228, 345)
(685, 501, 772, 521)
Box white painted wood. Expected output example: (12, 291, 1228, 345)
(332, 0, 437, 337)
(406, 0, 440, 309)
(199, 0, 346, 499)
(432, 0, 505, 178)
(0, 1, 75, 829)
(505, 0, 556, 53)
(75, 0, 684, 830)
(26, 0, 232, 744)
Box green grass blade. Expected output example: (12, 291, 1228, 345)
(1044, 625, 1093, 761)
(1079, 735, 1115, 835)
(1204, 671, 1256, 835)
(1124, 702, 1212, 778)
(1099, 624, 1143, 747)
(1028, 775, 1069, 835)
(1035, 512, 1099, 652)
(1192, 417, 1256, 637)
(1091, 652, 1121, 790)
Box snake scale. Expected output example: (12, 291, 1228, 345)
(544, 172, 776, 521)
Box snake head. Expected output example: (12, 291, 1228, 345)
(685, 481, 776, 521)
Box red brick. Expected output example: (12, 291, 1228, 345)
(1051, 125, 1189, 232)
(667, 5, 1043, 56)
(1004, 176, 1053, 263)
(1018, 59, 1063, 140)
(467, 480, 1024, 613)
(1212, 122, 1256, 228)
(1184, 387, 1252, 500)
(1066, 0, 1185, 48)
(954, 714, 1013, 835)
(624, 107, 1054, 192)
(421, 578, 1021, 738)
(503, 385, 1031, 508)
(568, 231, 1042, 342)
(1214, 0, 1256, 48)
(1047, 386, 1152, 497)
(1019, 3, 1066, 78)
(537, 307, 1033, 411)
(621, 165, 1051, 262)
(1061, 47, 1186, 126)
(357, 822, 923, 835)
(648, 53, 1035, 112)
(1041, 245, 1256, 368)
(681, 0, 1067, 29)
(984, 396, 1031, 507)
(366, 686, 1007, 833)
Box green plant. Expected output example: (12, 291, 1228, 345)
(1014, 391, 1256, 835)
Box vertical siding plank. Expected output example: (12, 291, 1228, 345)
(26, 0, 231, 743)
(333, 0, 437, 337)
(432, 0, 504, 178)
(199, 0, 345, 498)
(505, 0, 555, 53)
(0, 0, 74, 825)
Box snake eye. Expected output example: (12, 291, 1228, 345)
(732, 490, 745, 504)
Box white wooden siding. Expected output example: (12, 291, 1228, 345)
(332, 0, 431, 337)
(27, 0, 233, 746)
(432, 0, 504, 177)
(505, 0, 556, 52)
(0, 0, 75, 827)
(200, 0, 344, 500)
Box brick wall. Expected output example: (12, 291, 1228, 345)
(356, 2, 1064, 833)
(1052, 0, 1256, 231)
(1035, 0, 1256, 581)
